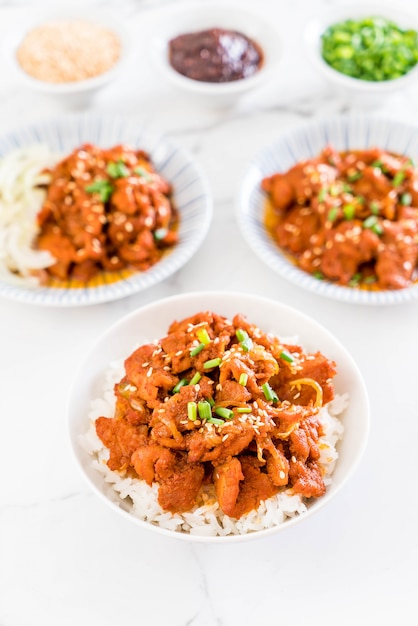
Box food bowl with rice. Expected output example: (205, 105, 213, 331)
(3, 6, 132, 106)
(68, 291, 370, 542)
(303, 3, 418, 107)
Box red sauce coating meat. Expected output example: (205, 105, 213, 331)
(36, 144, 178, 283)
(95, 311, 338, 519)
(168, 28, 263, 83)
(262, 146, 418, 290)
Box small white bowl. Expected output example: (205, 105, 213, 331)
(68, 291, 370, 543)
(147, 2, 282, 108)
(304, 3, 418, 107)
(3, 7, 132, 107)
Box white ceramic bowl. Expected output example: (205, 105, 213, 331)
(237, 114, 418, 305)
(147, 2, 282, 108)
(68, 291, 370, 543)
(304, 3, 418, 107)
(0, 113, 212, 307)
(3, 7, 132, 106)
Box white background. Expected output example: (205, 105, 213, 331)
(0, 1, 417, 624)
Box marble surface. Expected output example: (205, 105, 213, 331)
(1, 1, 418, 624)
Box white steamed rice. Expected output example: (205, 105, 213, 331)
(81, 353, 346, 537)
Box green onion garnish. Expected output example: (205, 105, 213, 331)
(393, 170, 406, 187)
(262, 383, 279, 403)
(280, 350, 294, 363)
(239, 373, 248, 386)
(342, 203, 355, 220)
(196, 328, 211, 345)
(197, 401, 212, 421)
(401, 192, 412, 206)
(237, 407, 252, 413)
(363, 215, 383, 235)
(207, 397, 215, 407)
(363, 275, 377, 284)
(190, 343, 205, 357)
(327, 207, 339, 222)
(172, 378, 188, 393)
(106, 160, 130, 179)
(370, 201, 380, 215)
(134, 166, 152, 180)
(85, 179, 114, 203)
(207, 416, 224, 426)
(188, 401, 197, 421)
(154, 228, 168, 241)
(347, 171, 362, 182)
(235, 329, 253, 352)
(214, 407, 234, 420)
(189, 372, 202, 386)
(313, 270, 324, 280)
(203, 357, 222, 369)
(348, 273, 362, 287)
(318, 187, 327, 203)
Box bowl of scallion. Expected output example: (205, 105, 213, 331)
(304, 4, 418, 105)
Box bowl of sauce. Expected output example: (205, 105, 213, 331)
(168, 27, 264, 83)
(148, 3, 282, 107)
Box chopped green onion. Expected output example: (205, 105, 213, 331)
(235, 329, 253, 352)
(189, 372, 202, 386)
(214, 407, 234, 420)
(321, 17, 418, 82)
(237, 407, 252, 414)
(363, 215, 383, 235)
(280, 350, 294, 363)
(327, 207, 339, 222)
(401, 192, 412, 206)
(203, 357, 222, 369)
(207, 416, 224, 426)
(154, 228, 168, 241)
(348, 273, 362, 287)
(190, 343, 205, 357)
(85, 179, 113, 203)
(371, 159, 383, 170)
(207, 397, 215, 407)
(363, 275, 377, 284)
(134, 166, 152, 180)
(196, 328, 211, 345)
(313, 270, 324, 280)
(106, 160, 130, 179)
(347, 171, 362, 182)
(187, 401, 197, 421)
(197, 401, 212, 421)
(370, 201, 380, 215)
(262, 382, 279, 403)
(172, 378, 188, 393)
(239, 373, 248, 386)
(393, 170, 406, 187)
(329, 184, 339, 197)
(343, 203, 355, 220)
(318, 187, 327, 203)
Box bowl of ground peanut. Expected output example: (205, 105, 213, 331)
(6, 7, 132, 105)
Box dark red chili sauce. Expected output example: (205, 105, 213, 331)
(168, 28, 264, 83)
